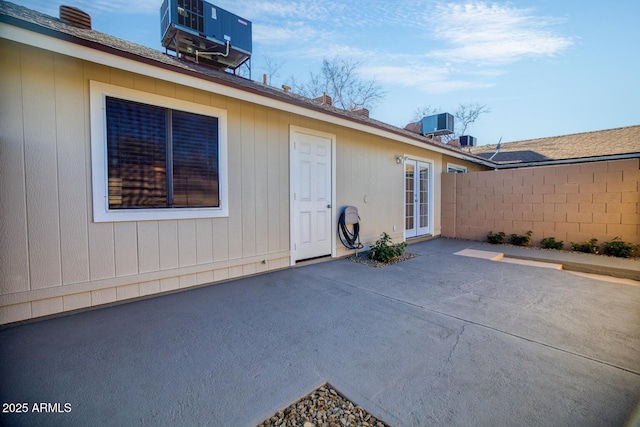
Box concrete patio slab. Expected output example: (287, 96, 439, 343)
(1, 238, 639, 427)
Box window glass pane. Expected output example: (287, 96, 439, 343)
(106, 97, 167, 209)
(419, 166, 429, 228)
(405, 163, 414, 230)
(172, 110, 219, 207)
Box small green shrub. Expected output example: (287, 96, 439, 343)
(487, 231, 506, 244)
(600, 237, 637, 258)
(508, 231, 532, 246)
(541, 237, 564, 250)
(571, 238, 599, 254)
(369, 232, 407, 263)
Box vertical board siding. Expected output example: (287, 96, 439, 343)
(0, 40, 30, 295)
(337, 130, 405, 243)
(54, 54, 91, 285)
(88, 222, 115, 280)
(137, 222, 159, 273)
(159, 221, 179, 270)
(226, 99, 243, 259)
(266, 109, 281, 253)
(241, 103, 257, 258)
(109, 68, 134, 89)
(212, 218, 230, 262)
(178, 220, 197, 267)
(278, 112, 290, 252)
(195, 219, 214, 264)
(83, 61, 114, 282)
(175, 85, 195, 102)
(114, 222, 139, 276)
(133, 74, 156, 93)
(155, 80, 176, 98)
(21, 48, 63, 290)
(254, 106, 269, 256)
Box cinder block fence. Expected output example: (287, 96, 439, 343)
(441, 158, 640, 247)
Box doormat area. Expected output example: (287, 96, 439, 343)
(345, 251, 418, 268)
(256, 383, 389, 427)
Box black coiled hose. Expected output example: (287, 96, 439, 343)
(338, 206, 363, 249)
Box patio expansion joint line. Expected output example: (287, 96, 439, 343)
(330, 278, 640, 377)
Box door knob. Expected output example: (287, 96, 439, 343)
(327, 204, 332, 208)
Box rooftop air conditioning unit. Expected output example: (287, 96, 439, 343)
(460, 135, 477, 147)
(421, 113, 454, 136)
(160, 0, 252, 70)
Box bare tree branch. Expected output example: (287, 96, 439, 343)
(454, 103, 490, 137)
(412, 105, 441, 123)
(287, 56, 385, 111)
(259, 56, 285, 86)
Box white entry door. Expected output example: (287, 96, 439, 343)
(405, 160, 431, 239)
(291, 129, 333, 261)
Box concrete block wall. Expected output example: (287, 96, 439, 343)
(441, 158, 640, 247)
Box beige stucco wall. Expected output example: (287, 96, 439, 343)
(0, 39, 476, 324)
(441, 159, 640, 246)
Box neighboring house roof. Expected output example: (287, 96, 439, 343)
(470, 125, 640, 165)
(0, 0, 491, 167)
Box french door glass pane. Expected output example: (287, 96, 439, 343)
(405, 163, 414, 230)
(419, 165, 429, 228)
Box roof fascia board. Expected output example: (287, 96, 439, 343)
(0, 21, 493, 166)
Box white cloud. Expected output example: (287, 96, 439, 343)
(213, 0, 344, 22)
(18, 0, 161, 16)
(245, 1, 573, 94)
(427, 2, 573, 64)
(253, 22, 320, 45)
(58, 0, 160, 15)
(363, 64, 495, 94)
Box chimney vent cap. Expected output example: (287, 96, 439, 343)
(59, 5, 92, 30)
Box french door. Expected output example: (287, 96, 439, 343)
(405, 160, 431, 239)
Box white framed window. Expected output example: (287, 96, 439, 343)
(90, 81, 228, 222)
(447, 163, 468, 173)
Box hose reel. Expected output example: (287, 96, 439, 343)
(338, 206, 363, 250)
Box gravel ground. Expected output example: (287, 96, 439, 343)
(345, 251, 418, 268)
(257, 384, 389, 427)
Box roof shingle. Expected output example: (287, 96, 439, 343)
(470, 125, 640, 164)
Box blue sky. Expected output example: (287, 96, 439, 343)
(16, 0, 640, 145)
